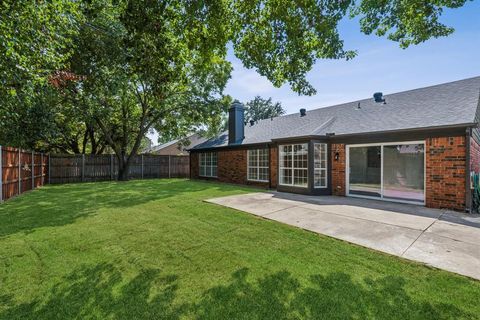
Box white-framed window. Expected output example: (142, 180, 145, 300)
(314, 143, 328, 188)
(199, 152, 217, 177)
(247, 149, 269, 182)
(279, 144, 308, 187)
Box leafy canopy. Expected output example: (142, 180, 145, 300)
(246, 96, 285, 122)
(0, 0, 471, 167)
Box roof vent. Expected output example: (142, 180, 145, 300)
(300, 108, 306, 117)
(373, 92, 386, 103)
(249, 119, 255, 126)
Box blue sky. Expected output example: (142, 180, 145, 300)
(225, 1, 480, 115)
(150, 2, 479, 144)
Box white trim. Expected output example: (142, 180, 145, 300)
(346, 140, 426, 205)
(279, 143, 309, 188)
(313, 143, 328, 189)
(247, 149, 269, 182)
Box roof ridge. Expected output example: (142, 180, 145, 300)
(263, 75, 480, 121)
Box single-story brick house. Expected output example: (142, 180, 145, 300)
(190, 76, 480, 211)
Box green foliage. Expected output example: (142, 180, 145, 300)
(245, 96, 285, 122)
(352, 0, 471, 48)
(0, 0, 470, 162)
(0, 0, 80, 85)
(232, 0, 356, 95)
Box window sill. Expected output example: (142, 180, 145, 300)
(279, 183, 308, 188)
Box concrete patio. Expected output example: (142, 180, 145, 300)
(206, 192, 480, 280)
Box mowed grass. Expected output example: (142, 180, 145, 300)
(0, 179, 479, 319)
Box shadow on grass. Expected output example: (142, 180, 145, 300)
(0, 263, 186, 320)
(0, 265, 472, 320)
(0, 179, 227, 238)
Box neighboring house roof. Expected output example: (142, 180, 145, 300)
(193, 76, 480, 150)
(149, 133, 208, 155)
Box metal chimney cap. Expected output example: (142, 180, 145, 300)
(300, 108, 306, 117)
(249, 119, 255, 126)
(230, 100, 244, 109)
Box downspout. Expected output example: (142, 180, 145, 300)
(465, 127, 472, 213)
(267, 143, 272, 189)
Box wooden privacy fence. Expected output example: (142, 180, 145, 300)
(0, 146, 49, 202)
(49, 154, 189, 184)
(1, 146, 190, 203)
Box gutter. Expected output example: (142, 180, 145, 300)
(466, 127, 472, 213)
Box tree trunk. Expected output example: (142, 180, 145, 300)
(117, 155, 131, 181)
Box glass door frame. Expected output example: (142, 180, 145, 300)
(345, 140, 426, 205)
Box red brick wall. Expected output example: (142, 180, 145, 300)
(190, 152, 199, 178)
(270, 147, 278, 188)
(191, 147, 274, 188)
(331, 144, 346, 196)
(426, 136, 466, 210)
(470, 138, 480, 173)
(218, 149, 249, 184)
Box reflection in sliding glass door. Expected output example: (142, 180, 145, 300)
(348, 146, 381, 198)
(383, 144, 424, 203)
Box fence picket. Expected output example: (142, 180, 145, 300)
(0, 147, 189, 203)
(47, 154, 189, 184)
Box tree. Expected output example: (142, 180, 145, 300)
(245, 96, 285, 122)
(1, 0, 471, 179)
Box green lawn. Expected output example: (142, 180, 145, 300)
(0, 179, 479, 319)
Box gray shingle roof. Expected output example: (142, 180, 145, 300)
(194, 76, 480, 150)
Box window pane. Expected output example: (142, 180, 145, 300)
(314, 169, 326, 187)
(211, 166, 217, 177)
(314, 143, 327, 188)
(383, 144, 424, 202)
(248, 167, 257, 180)
(293, 169, 308, 187)
(280, 168, 292, 185)
(259, 167, 269, 181)
(259, 149, 269, 167)
(349, 146, 381, 197)
(248, 150, 257, 167)
(212, 153, 217, 166)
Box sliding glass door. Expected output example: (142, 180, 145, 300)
(347, 142, 425, 204)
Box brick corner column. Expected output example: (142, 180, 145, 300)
(331, 143, 346, 196)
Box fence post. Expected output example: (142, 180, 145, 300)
(141, 154, 144, 179)
(0, 146, 3, 203)
(40, 153, 44, 185)
(110, 154, 114, 180)
(48, 154, 51, 184)
(31, 151, 35, 190)
(81, 154, 85, 182)
(18, 149, 21, 196)
(168, 155, 171, 178)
